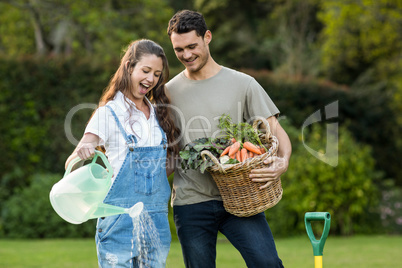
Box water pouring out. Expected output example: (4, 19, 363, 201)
(126, 202, 144, 218)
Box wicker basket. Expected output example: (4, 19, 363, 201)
(201, 118, 283, 217)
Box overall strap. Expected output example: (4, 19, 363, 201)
(105, 105, 137, 146)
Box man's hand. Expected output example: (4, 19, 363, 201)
(249, 156, 289, 189)
(248, 115, 292, 189)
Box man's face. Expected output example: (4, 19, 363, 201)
(170, 30, 210, 74)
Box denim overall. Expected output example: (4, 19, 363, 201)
(95, 106, 171, 268)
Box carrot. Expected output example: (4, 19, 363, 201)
(241, 148, 248, 161)
(249, 151, 254, 158)
(220, 146, 231, 157)
(243, 141, 262, 155)
(231, 138, 237, 143)
(228, 141, 241, 157)
(236, 151, 241, 162)
(259, 147, 266, 154)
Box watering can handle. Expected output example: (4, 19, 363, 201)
(64, 150, 112, 178)
(305, 212, 331, 256)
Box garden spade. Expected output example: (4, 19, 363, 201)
(305, 212, 331, 268)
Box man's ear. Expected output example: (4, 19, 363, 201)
(204, 30, 212, 45)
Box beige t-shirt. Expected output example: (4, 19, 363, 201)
(166, 66, 280, 206)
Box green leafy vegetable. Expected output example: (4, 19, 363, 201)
(179, 137, 232, 173)
(179, 114, 267, 173)
(218, 114, 266, 149)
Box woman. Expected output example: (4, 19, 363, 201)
(65, 39, 179, 267)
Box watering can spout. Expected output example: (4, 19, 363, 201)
(126, 202, 144, 218)
(50, 150, 144, 224)
(90, 202, 144, 219)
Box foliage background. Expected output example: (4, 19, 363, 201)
(0, 0, 401, 238)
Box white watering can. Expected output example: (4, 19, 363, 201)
(50, 150, 143, 224)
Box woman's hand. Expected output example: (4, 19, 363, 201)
(65, 133, 100, 169)
(75, 133, 99, 160)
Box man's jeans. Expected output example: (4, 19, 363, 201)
(173, 200, 284, 268)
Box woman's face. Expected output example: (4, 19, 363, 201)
(129, 54, 163, 103)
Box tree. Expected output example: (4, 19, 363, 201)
(194, 0, 275, 68)
(258, 0, 323, 77)
(0, 0, 174, 60)
(318, 0, 402, 86)
(194, 0, 323, 76)
(318, 0, 402, 184)
(0, 1, 35, 56)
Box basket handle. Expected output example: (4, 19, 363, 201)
(200, 150, 227, 174)
(252, 116, 272, 142)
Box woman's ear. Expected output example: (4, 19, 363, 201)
(125, 60, 131, 71)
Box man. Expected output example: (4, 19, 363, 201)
(166, 10, 291, 267)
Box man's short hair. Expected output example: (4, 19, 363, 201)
(167, 10, 208, 38)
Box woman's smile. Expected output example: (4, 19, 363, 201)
(139, 82, 151, 94)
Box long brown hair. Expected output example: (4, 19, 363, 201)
(98, 39, 180, 156)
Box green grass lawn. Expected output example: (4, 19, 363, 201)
(0, 235, 401, 267)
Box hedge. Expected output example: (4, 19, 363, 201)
(243, 69, 401, 186)
(0, 57, 400, 237)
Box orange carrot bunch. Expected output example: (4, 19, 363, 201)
(217, 114, 268, 163)
(220, 139, 267, 163)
